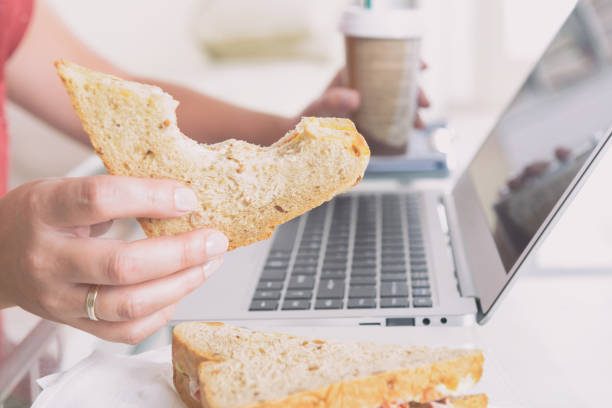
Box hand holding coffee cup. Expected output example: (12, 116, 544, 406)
(341, 5, 424, 155)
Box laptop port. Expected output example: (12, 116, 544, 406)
(386, 318, 416, 326)
(359, 322, 382, 326)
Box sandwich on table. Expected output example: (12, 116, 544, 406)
(172, 322, 487, 408)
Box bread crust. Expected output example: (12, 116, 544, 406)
(444, 394, 488, 408)
(55, 60, 370, 250)
(172, 323, 484, 408)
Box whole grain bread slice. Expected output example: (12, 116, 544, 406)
(172, 322, 485, 408)
(55, 60, 370, 250)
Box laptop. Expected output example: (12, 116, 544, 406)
(170, 0, 612, 326)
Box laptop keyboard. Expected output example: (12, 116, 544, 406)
(249, 193, 433, 311)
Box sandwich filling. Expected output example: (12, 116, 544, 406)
(378, 399, 454, 408)
(175, 364, 200, 401)
(435, 376, 476, 397)
(175, 363, 474, 406)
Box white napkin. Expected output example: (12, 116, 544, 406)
(33, 346, 184, 408)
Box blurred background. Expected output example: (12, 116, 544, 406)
(8, 0, 577, 187)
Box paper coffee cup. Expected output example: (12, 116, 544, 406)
(340, 6, 423, 155)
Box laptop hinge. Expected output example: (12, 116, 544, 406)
(439, 195, 478, 298)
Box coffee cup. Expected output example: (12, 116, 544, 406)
(340, 5, 423, 155)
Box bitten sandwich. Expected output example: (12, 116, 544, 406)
(55, 60, 370, 250)
(172, 322, 487, 408)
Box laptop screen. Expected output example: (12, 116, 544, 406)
(467, 0, 612, 271)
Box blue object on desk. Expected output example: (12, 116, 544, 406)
(365, 121, 448, 175)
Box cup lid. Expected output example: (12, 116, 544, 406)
(339, 6, 423, 39)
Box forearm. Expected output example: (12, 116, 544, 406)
(6, 2, 296, 148)
(138, 78, 297, 146)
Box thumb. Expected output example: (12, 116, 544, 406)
(303, 87, 360, 118)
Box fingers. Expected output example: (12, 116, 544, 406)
(96, 259, 221, 322)
(417, 88, 430, 108)
(304, 87, 360, 118)
(507, 161, 551, 190)
(72, 303, 179, 345)
(89, 220, 115, 237)
(39, 175, 199, 227)
(59, 229, 228, 285)
(555, 147, 571, 162)
(414, 114, 426, 130)
(66, 220, 115, 238)
(327, 68, 348, 88)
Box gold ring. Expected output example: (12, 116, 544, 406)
(86, 285, 100, 321)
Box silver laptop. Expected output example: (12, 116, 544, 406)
(171, 0, 612, 326)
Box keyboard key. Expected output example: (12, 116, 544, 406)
(413, 297, 433, 308)
(381, 242, 404, 250)
(253, 290, 281, 300)
(352, 268, 377, 276)
(352, 251, 377, 260)
(352, 259, 377, 268)
(268, 250, 291, 260)
(348, 298, 377, 309)
(315, 299, 344, 309)
(257, 281, 283, 290)
(265, 259, 289, 268)
(321, 270, 346, 279)
(381, 273, 408, 282)
(285, 290, 313, 300)
(382, 247, 404, 255)
(300, 242, 321, 251)
(300, 233, 322, 242)
(327, 245, 349, 254)
(381, 282, 409, 297)
(412, 288, 431, 297)
(412, 279, 430, 288)
(261, 268, 286, 281)
(410, 272, 429, 280)
(350, 276, 376, 285)
(381, 256, 406, 264)
(249, 300, 279, 311)
(381, 297, 410, 308)
(271, 218, 299, 251)
(294, 255, 318, 264)
(317, 279, 346, 299)
(323, 261, 347, 270)
(349, 285, 376, 298)
(293, 265, 318, 275)
(288, 275, 315, 289)
(324, 253, 348, 262)
(381, 265, 407, 274)
(282, 300, 311, 310)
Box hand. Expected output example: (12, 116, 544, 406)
(301, 62, 431, 129)
(507, 147, 571, 191)
(0, 176, 228, 344)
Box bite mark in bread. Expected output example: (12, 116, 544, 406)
(55, 60, 370, 250)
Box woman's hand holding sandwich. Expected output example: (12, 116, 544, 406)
(0, 175, 228, 344)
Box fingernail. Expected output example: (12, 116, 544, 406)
(174, 188, 198, 212)
(206, 231, 228, 257)
(341, 91, 358, 108)
(203, 258, 222, 279)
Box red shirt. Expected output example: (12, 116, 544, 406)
(0, 0, 34, 360)
(0, 0, 34, 196)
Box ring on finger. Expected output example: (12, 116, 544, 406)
(86, 284, 101, 321)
